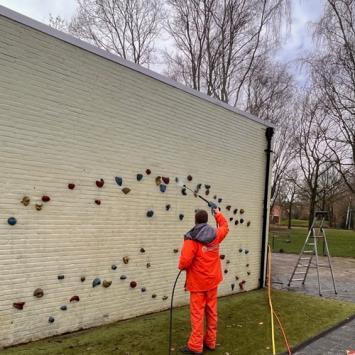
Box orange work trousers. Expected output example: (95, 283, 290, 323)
(187, 287, 218, 353)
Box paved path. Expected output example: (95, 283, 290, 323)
(272, 253, 355, 354)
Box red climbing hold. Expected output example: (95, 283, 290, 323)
(42, 195, 50, 202)
(70, 295, 80, 302)
(162, 177, 170, 184)
(96, 179, 104, 188)
(130, 281, 137, 288)
(68, 183, 75, 190)
(95, 199, 101, 205)
(13, 302, 25, 310)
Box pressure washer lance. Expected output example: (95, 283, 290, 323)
(168, 185, 218, 355)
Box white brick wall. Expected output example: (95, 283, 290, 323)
(0, 14, 269, 347)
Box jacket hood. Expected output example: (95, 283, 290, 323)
(184, 223, 216, 244)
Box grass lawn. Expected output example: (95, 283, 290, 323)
(279, 219, 310, 228)
(269, 226, 355, 257)
(2, 289, 355, 355)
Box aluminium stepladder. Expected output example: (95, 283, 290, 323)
(288, 211, 337, 296)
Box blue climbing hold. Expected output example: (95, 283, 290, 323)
(92, 278, 101, 287)
(115, 176, 123, 186)
(160, 184, 167, 193)
(60, 305, 67, 311)
(7, 217, 17, 226)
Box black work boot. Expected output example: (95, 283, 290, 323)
(180, 345, 203, 354)
(203, 343, 215, 351)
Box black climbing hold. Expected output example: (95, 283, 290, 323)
(165, 204, 171, 211)
(147, 210, 154, 218)
(235, 220, 239, 225)
(95, 199, 101, 205)
(233, 208, 238, 214)
(181, 188, 187, 196)
(239, 248, 243, 253)
(160, 184, 167, 193)
(122, 187, 131, 194)
(235, 276, 239, 280)
(42, 195, 50, 202)
(152, 294, 157, 298)
(245, 249, 249, 254)
(196, 183, 202, 190)
(247, 271, 251, 275)
(33, 288, 44, 298)
(162, 177, 170, 184)
(70, 295, 80, 302)
(204, 184, 211, 189)
(175, 177, 179, 183)
(231, 283, 235, 291)
(224, 269, 228, 274)
(155, 176, 162, 186)
(226, 205, 231, 211)
(247, 221, 251, 227)
(240, 218, 244, 224)
(96, 179, 104, 188)
(92, 278, 101, 287)
(146, 169, 151, 175)
(218, 207, 221, 211)
(187, 175, 193, 181)
(81, 276, 86, 282)
(179, 214, 184, 221)
(13, 302, 25, 310)
(240, 208, 245, 214)
(58, 274, 64, 280)
(141, 287, 146, 292)
(48, 316, 55, 323)
(60, 305, 67, 311)
(68, 183, 75, 190)
(120, 275, 127, 280)
(111, 265, 117, 270)
(7, 217, 17, 226)
(123, 256, 129, 264)
(173, 248, 179, 253)
(21, 196, 30, 206)
(146, 263, 151, 268)
(229, 217, 233, 222)
(137, 173, 143, 181)
(220, 254, 225, 260)
(246, 264, 249, 267)
(115, 176, 123, 186)
(205, 189, 210, 196)
(35, 203, 43, 211)
(213, 195, 217, 200)
(226, 260, 230, 264)
(140, 247, 146, 253)
(130, 281, 137, 288)
(218, 198, 222, 203)
(103, 280, 112, 288)
(162, 295, 168, 300)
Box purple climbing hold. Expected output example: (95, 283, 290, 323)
(115, 176, 123, 186)
(13, 302, 25, 310)
(137, 173, 143, 181)
(220, 254, 225, 260)
(187, 175, 193, 182)
(160, 184, 167, 193)
(92, 278, 101, 288)
(7, 217, 17, 226)
(42, 195, 51, 203)
(147, 210, 154, 218)
(162, 177, 170, 184)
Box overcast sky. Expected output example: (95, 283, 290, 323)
(0, 0, 324, 82)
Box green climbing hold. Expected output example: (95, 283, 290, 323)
(122, 187, 131, 194)
(240, 208, 245, 214)
(35, 203, 43, 211)
(245, 249, 249, 254)
(92, 278, 101, 287)
(204, 184, 210, 189)
(247, 221, 251, 227)
(155, 176, 162, 186)
(231, 283, 235, 291)
(152, 294, 157, 298)
(162, 296, 168, 300)
(123, 256, 129, 264)
(173, 248, 179, 253)
(218, 198, 222, 203)
(103, 280, 112, 288)
(21, 196, 30, 206)
(229, 217, 233, 222)
(33, 288, 44, 298)
(146, 263, 151, 268)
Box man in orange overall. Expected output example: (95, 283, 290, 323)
(179, 207, 229, 354)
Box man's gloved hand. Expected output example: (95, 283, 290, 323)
(208, 201, 218, 215)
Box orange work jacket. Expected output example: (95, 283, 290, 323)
(178, 211, 230, 292)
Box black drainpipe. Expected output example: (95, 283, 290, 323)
(259, 126, 274, 289)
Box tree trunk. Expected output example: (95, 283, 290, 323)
(288, 201, 292, 229)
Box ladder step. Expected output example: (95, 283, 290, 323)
(300, 257, 311, 260)
(307, 243, 315, 245)
(303, 251, 314, 253)
(295, 272, 306, 274)
(292, 279, 305, 281)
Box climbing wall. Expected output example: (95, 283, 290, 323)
(0, 11, 271, 348)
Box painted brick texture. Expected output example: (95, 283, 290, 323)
(0, 15, 269, 347)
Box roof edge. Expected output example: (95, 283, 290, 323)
(0, 4, 274, 129)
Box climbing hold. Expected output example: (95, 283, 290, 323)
(229, 217, 233, 222)
(240, 209, 245, 214)
(239, 280, 246, 290)
(239, 248, 243, 253)
(102, 280, 112, 288)
(60, 305, 67, 311)
(220, 254, 225, 260)
(7, 217, 17, 226)
(122, 187, 131, 194)
(33, 288, 44, 298)
(70, 295, 80, 302)
(35, 203, 43, 211)
(96, 179, 104, 188)
(173, 248, 179, 253)
(218, 198, 222, 203)
(21, 196, 30, 206)
(147, 210, 154, 218)
(115, 176, 123, 186)
(181, 188, 187, 196)
(226, 260, 230, 264)
(235, 220, 239, 225)
(245, 249, 249, 254)
(13, 302, 25, 310)
(224, 269, 228, 274)
(152, 294, 157, 298)
(95, 199, 101, 205)
(68, 183, 75, 190)
(42, 195, 50, 202)
(140, 247, 146, 253)
(136, 173, 143, 181)
(179, 214, 184, 221)
(162, 295, 168, 300)
(165, 204, 171, 211)
(111, 265, 117, 270)
(92, 278, 101, 287)
(162, 177, 170, 184)
(204, 184, 211, 189)
(58, 275, 65, 280)
(175, 177, 179, 183)
(247, 271, 251, 276)
(213, 195, 217, 200)
(235, 276, 239, 280)
(120, 275, 127, 280)
(226, 205, 231, 211)
(123, 256, 129, 264)
(146, 169, 151, 175)
(81, 276, 86, 282)
(146, 263, 151, 268)
(233, 208, 238, 214)
(159, 184, 167, 193)
(231, 283, 235, 291)
(155, 176, 162, 186)
(247, 221, 251, 227)
(205, 189, 210, 196)
(196, 183, 202, 190)
(130, 281, 137, 288)
(246, 264, 249, 267)
(240, 218, 244, 224)
(141, 287, 146, 292)
(48, 316, 55, 323)
(187, 175, 193, 181)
